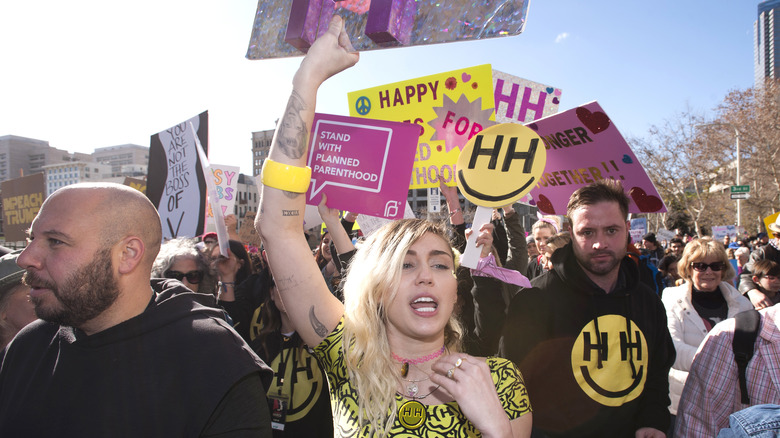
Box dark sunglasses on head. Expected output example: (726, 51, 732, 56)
(690, 262, 726, 272)
(164, 270, 204, 284)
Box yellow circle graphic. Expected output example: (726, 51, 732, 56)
(267, 347, 325, 421)
(456, 123, 546, 208)
(398, 400, 427, 430)
(571, 314, 648, 407)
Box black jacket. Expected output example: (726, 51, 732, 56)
(498, 244, 675, 437)
(739, 242, 780, 295)
(0, 280, 272, 437)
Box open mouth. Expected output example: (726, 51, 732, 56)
(410, 296, 438, 314)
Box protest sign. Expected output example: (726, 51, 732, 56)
(348, 65, 496, 189)
(247, 0, 529, 59)
(356, 202, 416, 237)
(147, 112, 209, 240)
(492, 70, 562, 124)
(526, 102, 666, 215)
(302, 204, 324, 230)
(629, 230, 644, 244)
(123, 177, 147, 194)
(305, 113, 419, 220)
(656, 229, 677, 243)
(712, 225, 738, 241)
(1, 173, 45, 242)
(629, 218, 647, 244)
(456, 123, 547, 267)
(456, 123, 547, 209)
(764, 212, 779, 236)
(190, 123, 229, 257)
(238, 211, 262, 247)
(631, 218, 648, 234)
(204, 164, 240, 232)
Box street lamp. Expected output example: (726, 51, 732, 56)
(695, 123, 741, 226)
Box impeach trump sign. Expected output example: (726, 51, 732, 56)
(2, 173, 46, 242)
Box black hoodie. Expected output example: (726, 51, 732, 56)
(499, 243, 675, 437)
(0, 279, 272, 437)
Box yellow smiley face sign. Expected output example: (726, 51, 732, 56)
(455, 123, 546, 208)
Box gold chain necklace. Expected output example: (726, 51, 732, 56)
(402, 362, 433, 397)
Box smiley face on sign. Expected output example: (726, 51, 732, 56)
(456, 123, 546, 208)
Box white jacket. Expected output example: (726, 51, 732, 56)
(661, 281, 752, 414)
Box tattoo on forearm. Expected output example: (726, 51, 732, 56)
(276, 91, 309, 159)
(309, 306, 328, 337)
(276, 274, 297, 287)
(282, 209, 300, 216)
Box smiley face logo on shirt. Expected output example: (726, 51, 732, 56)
(571, 314, 648, 406)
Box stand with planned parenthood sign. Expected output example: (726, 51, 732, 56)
(524, 102, 666, 215)
(305, 113, 419, 220)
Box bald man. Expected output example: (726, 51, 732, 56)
(0, 183, 272, 437)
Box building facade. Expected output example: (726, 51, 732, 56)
(251, 129, 274, 177)
(0, 135, 91, 184)
(755, 0, 780, 86)
(234, 173, 259, 223)
(43, 161, 113, 196)
(92, 144, 149, 176)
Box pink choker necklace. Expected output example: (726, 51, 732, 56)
(393, 346, 446, 378)
(391, 346, 445, 365)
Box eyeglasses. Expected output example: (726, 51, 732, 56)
(690, 262, 726, 272)
(164, 270, 204, 284)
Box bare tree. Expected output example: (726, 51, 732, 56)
(631, 107, 734, 237)
(714, 79, 780, 233)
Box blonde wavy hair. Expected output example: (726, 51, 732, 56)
(677, 236, 736, 283)
(342, 218, 463, 436)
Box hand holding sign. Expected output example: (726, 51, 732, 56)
(456, 123, 547, 268)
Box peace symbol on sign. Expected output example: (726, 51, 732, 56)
(355, 96, 371, 115)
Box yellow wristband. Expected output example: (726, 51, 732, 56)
(261, 159, 312, 193)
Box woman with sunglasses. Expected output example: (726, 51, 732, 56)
(661, 237, 752, 435)
(211, 240, 253, 300)
(152, 237, 212, 293)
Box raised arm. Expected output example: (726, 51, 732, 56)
(318, 194, 356, 257)
(255, 16, 358, 347)
(501, 204, 528, 275)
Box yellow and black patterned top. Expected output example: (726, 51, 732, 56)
(313, 318, 532, 437)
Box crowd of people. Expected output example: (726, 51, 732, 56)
(0, 15, 778, 438)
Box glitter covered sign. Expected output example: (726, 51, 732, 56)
(348, 64, 495, 189)
(305, 113, 419, 220)
(492, 70, 562, 123)
(247, 0, 529, 59)
(525, 102, 666, 215)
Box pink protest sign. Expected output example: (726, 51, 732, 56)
(525, 101, 666, 215)
(306, 113, 419, 219)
